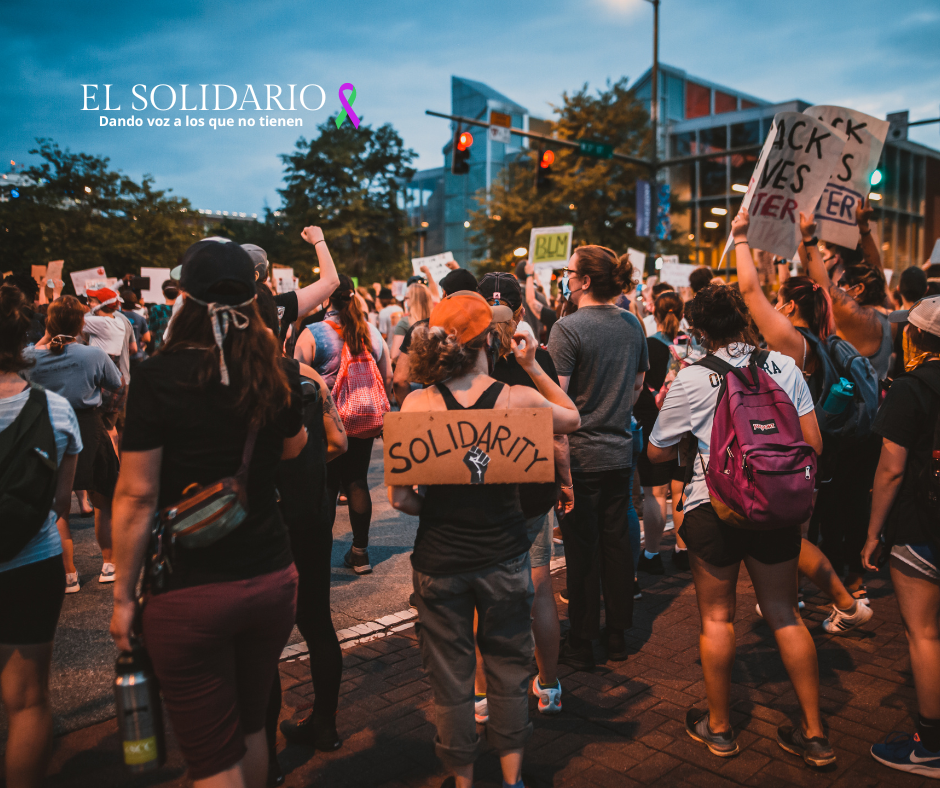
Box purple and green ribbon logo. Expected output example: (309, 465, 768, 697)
(336, 83, 360, 129)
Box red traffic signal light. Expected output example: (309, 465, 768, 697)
(540, 149, 555, 168)
(457, 132, 474, 151)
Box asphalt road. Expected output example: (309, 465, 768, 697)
(0, 438, 420, 739)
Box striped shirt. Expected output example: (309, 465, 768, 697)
(0, 386, 82, 573)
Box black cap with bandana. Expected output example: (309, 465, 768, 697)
(179, 240, 256, 306)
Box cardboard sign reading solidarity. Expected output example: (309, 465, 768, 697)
(745, 112, 846, 260)
(804, 106, 890, 249)
(384, 408, 554, 486)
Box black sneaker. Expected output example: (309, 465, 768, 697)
(558, 632, 594, 671)
(280, 715, 342, 751)
(558, 588, 569, 604)
(633, 578, 643, 600)
(776, 724, 836, 768)
(606, 629, 629, 662)
(344, 548, 372, 575)
(672, 548, 690, 572)
(637, 552, 665, 575)
(686, 708, 739, 757)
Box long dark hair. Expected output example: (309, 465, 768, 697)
(0, 285, 32, 374)
(162, 295, 289, 426)
(779, 276, 832, 341)
(686, 284, 759, 352)
(329, 274, 371, 356)
(573, 246, 635, 301)
(47, 296, 86, 355)
(840, 263, 887, 307)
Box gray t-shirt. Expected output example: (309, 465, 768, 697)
(548, 304, 649, 472)
(25, 343, 122, 410)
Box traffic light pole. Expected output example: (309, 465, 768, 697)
(646, 0, 660, 265)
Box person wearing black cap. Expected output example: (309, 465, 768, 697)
(110, 240, 306, 788)
(392, 268, 479, 406)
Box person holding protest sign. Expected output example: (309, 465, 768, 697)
(389, 291, 579, 788)
(862, 295, 940, 778)
(801, 211, 890, 599)
(26, 296, 122, 593)
(647, 284, 834, 767)
(294, 275, 390, 574)
(732, 208, 873, 634)
(110, 240, 305, 788)
(548, 245, 648, 670)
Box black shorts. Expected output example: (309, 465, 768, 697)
(327, 435, 375, 488)
(0, 555, 66, 644)
(636, 451, 686, 487)
(678, 503, 801, 568)
(73, 408, 119, 498)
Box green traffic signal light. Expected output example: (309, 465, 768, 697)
(870, 169, 883, 186)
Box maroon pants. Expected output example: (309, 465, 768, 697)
(142, 564, 298, 780)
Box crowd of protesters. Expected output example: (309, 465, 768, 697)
(1, 195, 939, 788)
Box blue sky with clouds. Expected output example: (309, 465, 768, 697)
(2, 0, 938, 215)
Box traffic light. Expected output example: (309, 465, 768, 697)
(535, 147, 554, 191)
(870, 168, 883, 187)
(451, 129, 473, 175)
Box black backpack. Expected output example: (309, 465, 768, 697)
(0, 386, 59, 562)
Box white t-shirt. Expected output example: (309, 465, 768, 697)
(378, 304, 403, 337)
(649, 344, 815, 515)
(83, 314, 125, 356)
(0, 387, 82, 573)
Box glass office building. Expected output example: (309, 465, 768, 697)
(405, 76, 530, 265)
(633, 64, 940, 273)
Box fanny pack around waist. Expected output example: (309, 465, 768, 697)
(159, 428, 258, 549)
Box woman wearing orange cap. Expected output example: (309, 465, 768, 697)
(389, 291, 579, 788)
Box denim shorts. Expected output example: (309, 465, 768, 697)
(526, 512, 553, 569)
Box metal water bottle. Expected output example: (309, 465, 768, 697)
(114, 642, 166, 773)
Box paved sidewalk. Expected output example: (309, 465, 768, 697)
(41, 543, 927, 788)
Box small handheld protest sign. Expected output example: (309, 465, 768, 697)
(412, 252, 457, 285)
(803, 106, 890, 249)
(744, 112, 846, 260)
(383, 409, 554, 486)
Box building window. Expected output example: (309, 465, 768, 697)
(730, 121, 761, 191)
(715, 91, 737, 115)
(686, 82, 710, 120)
(741, 99, 759, 110)
(700, 126, 728, 197)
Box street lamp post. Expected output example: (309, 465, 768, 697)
(644, 0, 660, 268)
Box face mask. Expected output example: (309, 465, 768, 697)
(560, 275, 571, 300)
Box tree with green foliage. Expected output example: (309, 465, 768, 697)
(277, 116, 417, 282)
(469, 78, 688, 273)
(0, 139, 197, 285)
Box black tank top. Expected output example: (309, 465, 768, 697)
(410, 381, 530, 576)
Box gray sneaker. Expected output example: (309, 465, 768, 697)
(777, 724, 837, 767)
(686, 708, 739, 757)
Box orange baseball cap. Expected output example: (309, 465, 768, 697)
(429, 290, 507, 344)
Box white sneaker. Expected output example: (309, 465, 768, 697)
(98, 563, 116, 583)
(65, 573, 80, 594)
(533, 676, 563, 714)
(822, 600, 873, 634)
(474, 694, 488, 724)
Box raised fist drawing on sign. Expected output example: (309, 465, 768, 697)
(463, 446, 490, 484)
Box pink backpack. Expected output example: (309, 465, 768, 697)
(327, 323, 389, 439)
(696, 351, 816, 530)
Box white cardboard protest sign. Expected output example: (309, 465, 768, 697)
(70, 266, 108, 296)
(744, 112, 846, 260)
(930, 238, 940, 265)
(626, 248, 646, 277)
(660, 260, 696, 289)
(528, 225, 573, 268)
(533, 263, 555, 297)
(271, 267, 296, 294)
(412, 252, 457, 285)
(140, 267, 172, 303)
(803, 106, 890, 249)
